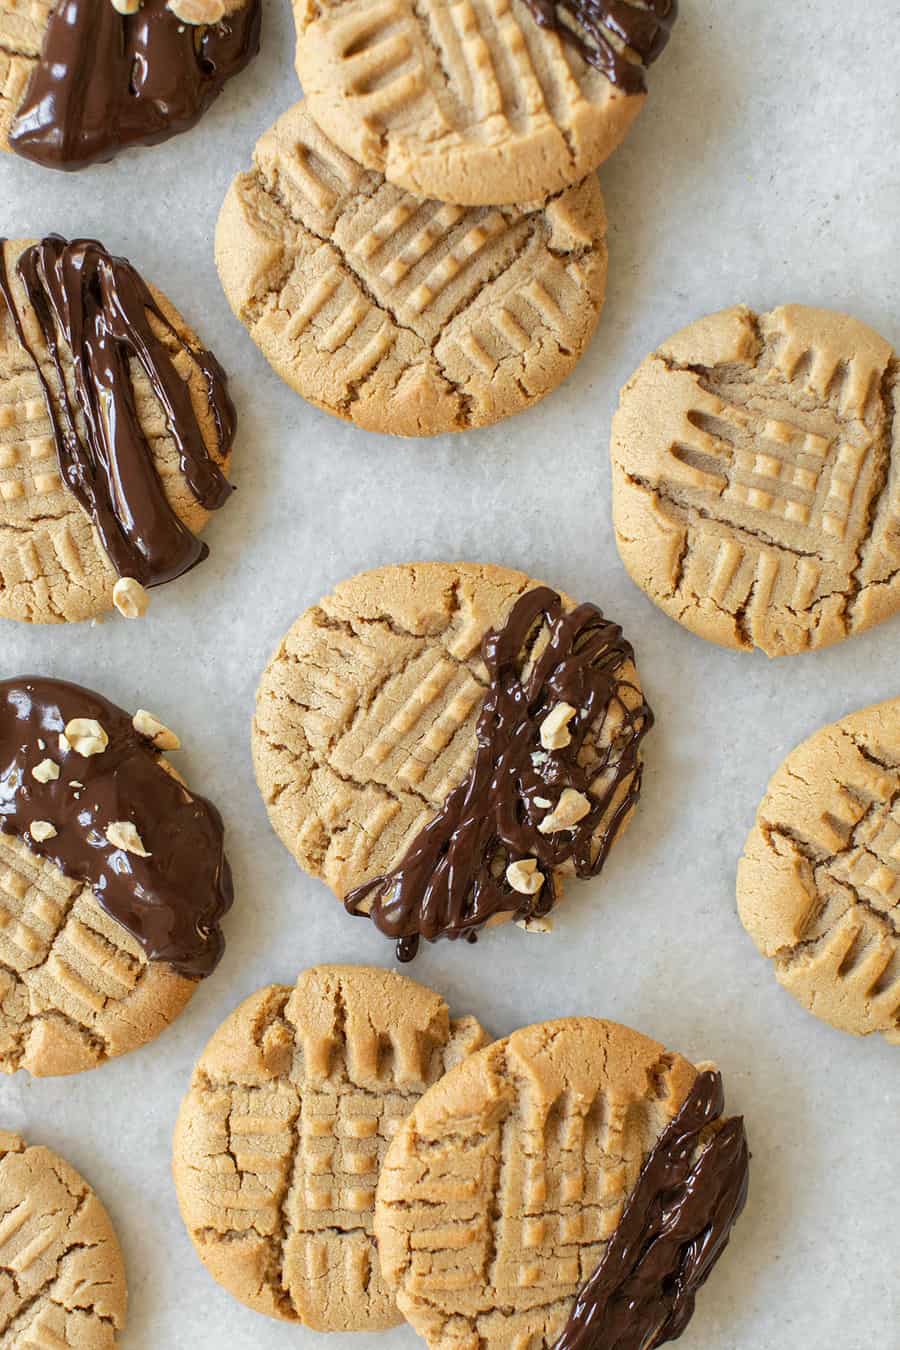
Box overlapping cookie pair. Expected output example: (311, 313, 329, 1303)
(173, 963, 749, 1344)
(217, 1, 680, 435)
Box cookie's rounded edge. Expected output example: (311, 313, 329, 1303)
(173, 964, 487, 1333)
(737, 699, 900, 1044)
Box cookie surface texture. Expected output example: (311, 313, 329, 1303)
(252, 561, 650, 956)
(293, 0, 678, 206)
(0, 236, 234, 624)
(172, 964, 485, 1332)
(374, 1017, 748, 1348)
(216, 101, 607, 436)
(0, 1132, 127, 1347)
(0, 676, 232, 1076)
(738, 699, 900, 1044)
(611, 305, 900, 656)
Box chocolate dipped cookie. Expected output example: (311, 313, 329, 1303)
(0, 0, 260, 170)
(0, 676, 232, 1075)
(0, 236, 235, 624)
(293, 0, 678, 206)
(375, 1017, 749, 1348)
(253, 562, 652, 959)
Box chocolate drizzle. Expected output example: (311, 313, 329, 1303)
(0, 236, 234, 588)
(345, 587, 653, 961)
(523, 0, 677, 94)
(0, 677, 232, 978)
(554, 1070, 749, 1350)
(9, 0, 261, 171)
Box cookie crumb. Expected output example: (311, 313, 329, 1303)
(106, 821, 151, 857)
(64, 719, 109, 757)
(31, 759, 60, 784)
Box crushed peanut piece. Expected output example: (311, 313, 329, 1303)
(110, 0, 141, 12)
(533, 796, 552, 809)
(64, 719, 109, 757)
(538, 788, 592, 834)
(113, 576, 151, 619)
(105, 821, 151, 857)
(58, 733, 70, 754)
(166, 0, 225, 23)
(133, 709, 181, 751)
(30, 820, 57, 842)
(516, 916, 554, 934)
(31, 759, 60, 784)
(505, 858, 545, 896)
(540, 702, 577, 751)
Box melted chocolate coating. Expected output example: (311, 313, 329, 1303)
(523, 0, 677, 94)
(345, 587, 653, 961)
(0, 236, 234, 588)
(554, 1070, 748, 1350)
(0, 677, 232, 978)
(9, 0, 261, 171)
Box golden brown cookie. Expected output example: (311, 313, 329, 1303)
(252, 562, 652, 959)
(0, 1131, 127, 1347)
(738, 700, 900, 1044)
(374, 1017, 749, 1348)
(610, 305, 900, 657)
(0, 676, 232, 1076)
(293, 0, 678, 206)
(0, 0, 260, 170)
(0, 236, 235, 624)
(217, 101, 608, 436)
(172, 964, 486, 1332)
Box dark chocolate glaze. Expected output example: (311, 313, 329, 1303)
(0, 236, 234, 588)
(0, 677, 232, 978)
(345, 587, 653, 961)
(523, 0, 677, 95)
(554, 1070, 749, 1350)
(9, 0, 261, 171)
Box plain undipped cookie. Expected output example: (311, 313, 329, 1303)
(252, 561, 650, 955)
(216, 101, 607, 436)
(611, 305, 900, 657)
(0, 1132, 127, 1347)
(0, 236, 234, 624)
(172, 964, 485, 1332)
(738, 700, 900, 1044)
(293, 0, 678, 206)
(374, 1017, 748, 1349)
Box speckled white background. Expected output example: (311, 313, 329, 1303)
(2, 1, 899, 1346)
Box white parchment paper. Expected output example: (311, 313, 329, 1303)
(1, 1, 899, 1346)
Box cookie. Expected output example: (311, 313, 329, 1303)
(738, 699, 900, 1044)
(253, 562, 652, 959)
(0, 1131, 127, 1347)
(610, 304, 900, 658)
(173, 964, 485, 1332)
(0, 676, 232, 1076)
(0, 236, 235, 624)
(374, 1017, 748, 1348)
(217, 101, 607, 436)
(0, 0, 260, 170)
(293, 0, 678, 206)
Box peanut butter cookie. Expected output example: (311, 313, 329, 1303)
(375, 1017, 748, 1348)
(253, 561, 652, 960)
(738, 699, 900, 1044)
(293, 0, 678, 206)
(216, 101, 608, 436)
(0, 1131, 127, 1346)
(173, 964, 485, 1332)
(0, 236, 235, 624)
(0, 676, 232, 1076)
(611, 305, 900, 657)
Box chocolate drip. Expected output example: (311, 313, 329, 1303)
(345, 587, 653, 960)
(553, 1070, 749, 1350)
(0, 677, 232, 978)
(555, 1069, 744, 1344)
(523, 0, 677, 94)
(9, 0, 261, 171)
(0, 236, 234, 588)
